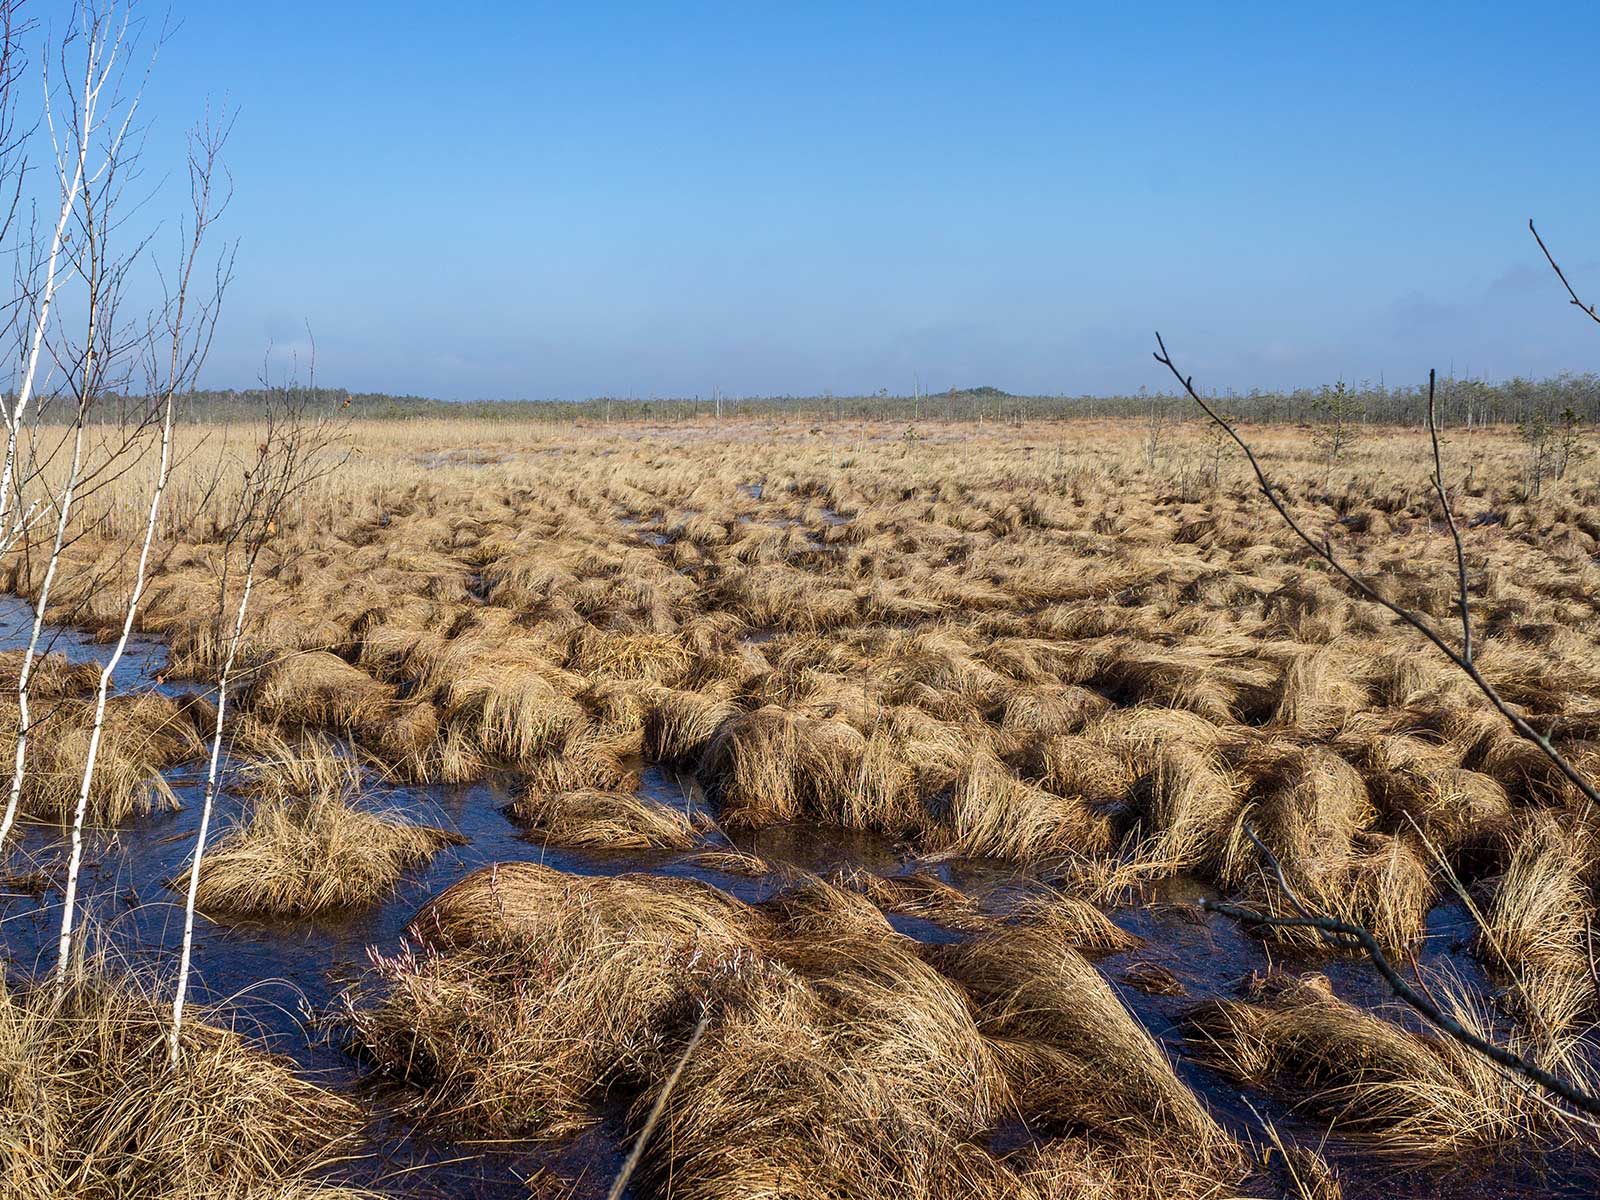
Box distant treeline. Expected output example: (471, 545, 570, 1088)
(102, 373, 1600, 427)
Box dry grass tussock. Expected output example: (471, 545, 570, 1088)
(507, 784, 702, 849)
(827, 863, 989, 930)
(1186, 970, 1592, 1155)
(183, 735, 464, 917)
(347, 861, 765, 1139)
(0, 964, 370, 1200)
(345, 861, 1245, 1198)
(1483, 811, 1599, 1040)
(932, 905, 1235, 1165)
(0, 689, 202, 827)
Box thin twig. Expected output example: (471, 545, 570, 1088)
(1203, 896, 1600, 1119)
(1156, 326, 1600, 1117)
(1529, 220, 1600, 327)
(1587, 919, 1600, 1009)
(1230, 819, 1600, 1123)
(1425, 370, 1474, 664)
(1240, 823, 1314, 921)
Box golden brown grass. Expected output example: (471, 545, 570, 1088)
(348, 861, 765, 1139)
(184, 791, 463, 918)
(183, 737, 463, 917)
(827, 864, 988, 929)
(246, 649, 394, 730)
(14, 414, 1600, 1188)
(0, 965, 369, 1200)
(0, 650, 103, 699)
(1186, 970, 1576, 1154)
(1484, 811, 1598, 1039)
(507, 785, 701, 849)
(348, 860, 1245, 1200)
(934, 907, 1236, 1165)
(0, 691, 201, 827)
(630, 934, 1014, 1200)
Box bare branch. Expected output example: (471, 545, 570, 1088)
(170, 338, 351, 1062)
(1529, 220, 1600, 327)
(1425, 370, 1474, 664)
(1152, 332, 1600, 810)
(607, 1006, 710, 1200)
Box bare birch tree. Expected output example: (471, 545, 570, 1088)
(0, 2, 141, 851)
(170, 356, 347, 1061)
(57, 110, 233, 982)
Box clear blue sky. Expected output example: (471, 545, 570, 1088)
(115, 1, 1600, 399)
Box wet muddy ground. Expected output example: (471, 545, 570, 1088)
(0, 595, 1594, 1198)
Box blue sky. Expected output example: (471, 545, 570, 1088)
(103, 2, 1600, 398)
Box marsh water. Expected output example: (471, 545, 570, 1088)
(0, 596, 1593, 1198)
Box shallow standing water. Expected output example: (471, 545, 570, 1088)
(0, 595, 1594, 1198)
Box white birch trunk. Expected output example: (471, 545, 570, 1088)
(169, 564, 254, 1063)
(0, 6, 122, 853)
(55, 393, 175, 982)
(0, 420, 85, 849)
(0, 91, 89, 534)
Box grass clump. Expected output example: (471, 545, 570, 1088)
(0, 966, 368, 1200)
(507, 785, 700, 849)
(939, 750, 1113, 863)
(700, 705, 866, 827)
(0, 650, 102, 700)
(631, 935, 1012, 1200)
(245, 649, 394, 730)
(345, 859, 1240, 1200)
(345, 861, 763, 1139)
(1186, 970, 1568, 1154)
(827, 864, 988, 930)
(1483, 812, 1597, 1039)
(933, 909, 1236, 1169)
(0, 691, 201, 826)
(184, 738, 463, 917)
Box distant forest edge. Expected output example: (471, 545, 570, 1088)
(129, 374, 1600, 427)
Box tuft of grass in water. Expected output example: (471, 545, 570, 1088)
(180, 740, 462, 917)
(1484, 811, 1598, 1040)
(677, 848, 771, 877)
(827, 864, 989, 930)
(345, 861, 764, 1140)
(0, 691, 201, 827)
(1185, 969, 1588, 1155)
(630, 929, 1014, 1200)
(231, 723, 364, 802)
(933, 905, 1238, 1170)
(245, 649, 394, 731)
(507, 785, 701, 850)
(0, 649, 103, 700)
(182, 792, 463, 918)
(0, 964, 370, 1200)
(346, 859, 1245, 1199)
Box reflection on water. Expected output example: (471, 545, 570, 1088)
(0, 594, 175, 694)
